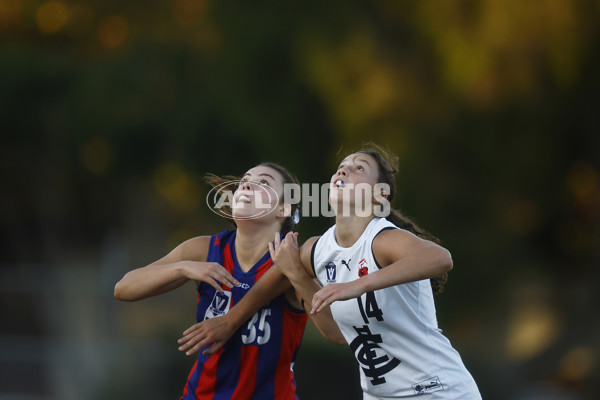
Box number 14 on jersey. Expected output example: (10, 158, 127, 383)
(357, 291, 384, 324)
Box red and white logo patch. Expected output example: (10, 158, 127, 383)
(358, 258, 368, 277)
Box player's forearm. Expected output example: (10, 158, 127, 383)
(114, 262, 189, 301)
(360, 244, 452, 293)
(287, 273, 346, 345)
(225, 267, 292, 330)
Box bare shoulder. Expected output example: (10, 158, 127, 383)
(299, 236, 321, 262)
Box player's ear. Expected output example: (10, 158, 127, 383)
(279, 203, 292, 219)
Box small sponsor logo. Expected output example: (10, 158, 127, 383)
(412, 376, 444, 395)
(325, 262, 337, 283)
(341, 258, 352, 271)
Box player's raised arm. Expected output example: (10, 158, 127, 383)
(311, 228, 452, 314)
(114, 236, 239, 302)
(270, 233, 346, 345)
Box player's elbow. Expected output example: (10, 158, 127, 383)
(114, 280, 134, 301)
(329, 335, 347, 346)
(323, 329, 347, 345)
(441, 248, 453, 272)
(314, 323, 347, 345)
(113, 281, 125, 300)
(427, 244, 453, 274)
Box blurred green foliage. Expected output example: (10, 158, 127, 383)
(1, 0, 599, 399)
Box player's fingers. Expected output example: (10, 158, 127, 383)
(274, 232, 281, 249)
(178, 335, 194, 350)
(268, 241, 274, 258)
(314, 295, 335, 314)
(178, 337, 195, 351)
(312, 288, 335, 314)
(185, 337, 212, 355)
(284, 231, 294, 244)
(178, 334, 192, 345)
(179, 330, 210, 352)
(286, 232, 297, 249)
(211, 265, 239, 287)
(185, 341, 207, 356)
(179, 328, 204, 346)
(205, 277, 223, 293)
(292, 232, 299, 248)
(313, 297, 331, 314)
(214, 270, 239, 288)
(311, 291, 324, 314)
(182, 323, 201, 337)
(202, 340, 225, 356)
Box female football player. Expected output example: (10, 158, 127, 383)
(115, 162, 339, 399)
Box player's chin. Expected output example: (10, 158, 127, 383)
(232, 207, 276, 222)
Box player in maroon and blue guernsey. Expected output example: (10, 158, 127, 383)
(115, 162, 309, 399)
(181, 229, 307, 399)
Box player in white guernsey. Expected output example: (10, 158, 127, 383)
(273, 145, 481, 399)
(312, 217, 480, 398)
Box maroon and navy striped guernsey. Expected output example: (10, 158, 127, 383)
(181, 230, 308, 400)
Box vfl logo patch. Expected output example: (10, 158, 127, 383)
(325, 262, 337, 283)
(204, 291, 232, 320)
(412, 376, 444, 395)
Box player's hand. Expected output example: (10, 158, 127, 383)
(182, 261, 240, 292)
(268, 232, 304, 280)
(311, 281, 363, 315)
(178, 315, 234, 356)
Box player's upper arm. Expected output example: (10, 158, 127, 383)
(151, 235, 212, 266)
(372, 228, 446, 269)
(299, 236, 321, 279)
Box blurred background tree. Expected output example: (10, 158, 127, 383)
(1, 0, 599, 399)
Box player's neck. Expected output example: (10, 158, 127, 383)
(235, 221, 280, 272)
(334, 214, 375, 248)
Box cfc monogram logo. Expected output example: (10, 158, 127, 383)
(349, 325, 401, 385)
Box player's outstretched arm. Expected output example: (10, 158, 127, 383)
(114, 236, 239, 302)
(177, 264, 292, 356)
(270, 233, 346, 345)
(311, 229, 452, 313)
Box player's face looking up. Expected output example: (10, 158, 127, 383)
(232, 165, 290, 222)
(329, 153, 387, 215)
(332, 153, 379, 185)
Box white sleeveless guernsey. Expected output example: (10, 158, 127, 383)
(312, 218, 481, 399)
